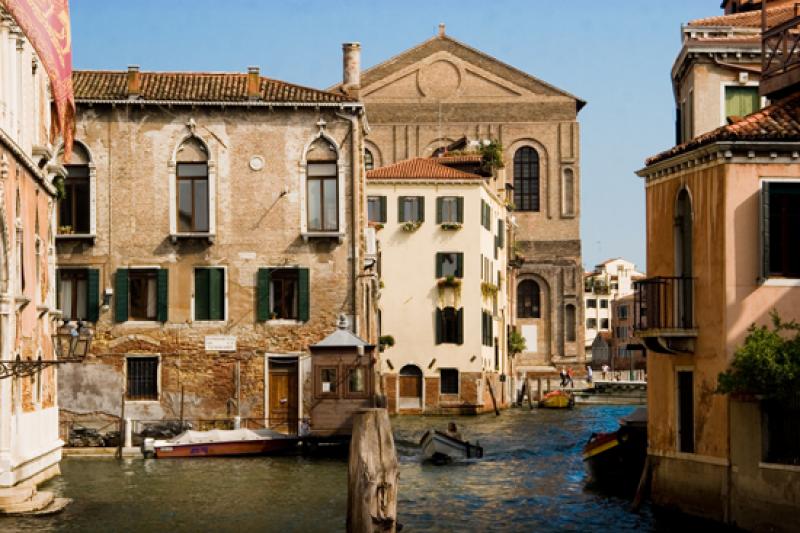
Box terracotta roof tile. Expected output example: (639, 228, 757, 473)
(687, 4, 795, 28)
(73, 70, 355, 104)
(366, 158, 484, 180)
(645, 92, 800, 165)
(428, 154, 484, 164)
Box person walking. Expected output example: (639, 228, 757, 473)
(567, 367, 574, 388)
(560, 367, 567, 387)
(586, 365, 593, 385)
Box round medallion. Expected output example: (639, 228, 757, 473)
(249, 156, 265, 171)
(418, 60, 461, 99)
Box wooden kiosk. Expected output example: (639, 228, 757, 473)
(307, 316, 377, 438)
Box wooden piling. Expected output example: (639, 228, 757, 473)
(115, 392, 126, 459)
(526, 378, 534, 410)
(347, 408, 399, 533)
(631, 455, 653, 511)
(486, 378, 500, 416)
(537, 378, 543, 402)
(179, 385, 185, 428)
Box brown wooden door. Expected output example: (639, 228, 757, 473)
(399, 375, 422, 398)
(269, 361, 298, 434)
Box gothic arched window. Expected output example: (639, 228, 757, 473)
(514, 146, 540, 212)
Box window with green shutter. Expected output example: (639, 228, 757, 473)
(157, 269, 169, 323)
(436, 306, 462, 344)
(367, 196, 386, 224)
(497, 219, 504, 249)
(257, 267, 310, 321)
(58, 268, 99, 322)
(436, 252, 463, 278)
(115, 268, 129, 322)
(257, 268, 271, 321)
(87, 269, 100, 322)
(123, 268, 166, 322)
(725, 86, 760, 121)
(398, 196, 424, 223)
(436, 196, 462, 224)
(194, 267, 225, 321)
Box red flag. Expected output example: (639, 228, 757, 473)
(0, 0, 75, 161)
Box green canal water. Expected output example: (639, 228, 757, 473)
(4, 405, 730, 532)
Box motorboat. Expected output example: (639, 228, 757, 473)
(419, 429, 483, 464)
(142, 428, 297, 458)
(583, 407, 647, 493)
(538, 390, 575, 409)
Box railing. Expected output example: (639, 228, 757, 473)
(634, 276, 695, 332)
(761, 3, 800, 95)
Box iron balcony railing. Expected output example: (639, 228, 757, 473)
(761, 3, 800, 95)
(633, 276, 695, 332)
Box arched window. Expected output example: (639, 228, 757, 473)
(514, 147, 540, 212)
(517, 280, 541, 318)
(176, 137, 209, 233)
(674, 189, 693, 278)
(562, 168, 575, 216)
(364, 148, 374, 172)
(58, 143, 91, 235)
(306, 138, 338, 232)
(565, 304, 576, 342)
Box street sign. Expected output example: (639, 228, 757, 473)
(205, 335, 237, 352)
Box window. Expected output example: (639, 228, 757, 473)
(116, 268, 168, 323)
(762, 182, 800, 278)
(59, 164, 90, 234)
(319, 367, 337, 396)
(517, 280, 541, 318)
(587, 299, 597, 308)
(58, 268, 100, 321)
(600, 299, 608, 309)
(725, 85, 759, 121)
(367, 196, 386, 223)
(436, 252, 463, 278)
(562, 168, 575, 216)
(436, 196, 463, 224)
(762, 399, 800, 465)
(398, 196, 424, 223)
(618, 305, 629, 320)
(364, 148, 374, 172)
(176, 163, 209, 233)
(496, 219, 504, 249)
(587, 318, 597, 329)
(306, 138, 339, 232)
(347, 366, 366, 395)
(677, 370, 695, 453)
(482, 311, 494, 346)
(600, 318, 609, 329)
(126, 357, 159, 401)
(513, 147, 540, 212)
(257, 268, 310, 322)
(194, 267, 225, 321)
(440, 368, 459, 394)
(436, 307, 463, 345)
(565, 304, 576, 342)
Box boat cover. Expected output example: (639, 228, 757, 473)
(167, 428, 286, 445)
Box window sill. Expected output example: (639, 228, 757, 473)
(124, 399, 160, 404)
(266, 319, 303, 326)
(170, 233, 215, 244)
(116, 321, 163, 327)
(56, 233, 96, 243)
(302, 231, 344, 243)
(759, 461, 800, 473)
(761, 278, 800, 287)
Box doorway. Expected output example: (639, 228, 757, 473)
(398, 365, 423, 410)
(268, 358, 298, 434)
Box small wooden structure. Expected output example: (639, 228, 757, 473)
(308, 316, 377, 438)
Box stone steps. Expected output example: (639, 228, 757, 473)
(0, 485, 70, 516)
(0, 490, 53, 514)
(0, 486, 35, 506)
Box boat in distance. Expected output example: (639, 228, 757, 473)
(419, 429, 483, 464)
(142, 428, 297, 458)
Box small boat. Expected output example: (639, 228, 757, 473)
(142, 428, 297, 458)
(583, 407, 647, 493)
(419, 430, 483, 464)
(538, 390, 575, 409)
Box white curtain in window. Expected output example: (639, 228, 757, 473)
(60, 279, 73, 320)
(147, 277, 157, 318)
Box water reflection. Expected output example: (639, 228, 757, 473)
(4, 406, 726, 532)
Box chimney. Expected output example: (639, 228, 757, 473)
(127, 65, 141, 99)
(247, 66, 260, 100)
(342, 42, 361, 97)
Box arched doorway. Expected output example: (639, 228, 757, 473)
(398, 364, 423, 409)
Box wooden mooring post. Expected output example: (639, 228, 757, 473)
(347, 408, 399, 533)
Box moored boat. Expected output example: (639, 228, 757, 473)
(583, 407, 647, 493)
(143, 428, 297, 458)
(538, 390, 575, 409)
(419, 430, 483, 464)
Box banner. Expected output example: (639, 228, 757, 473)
(0, 0, 74, 161)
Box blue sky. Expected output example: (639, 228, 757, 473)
(71, 0, 715, 271)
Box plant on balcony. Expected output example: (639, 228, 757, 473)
(379, 335, 395, 352)
(479, 140, 505, 174)
(508, 329, 527, 356)
(369, 222, 384, 231)
(401, 221, 422, 232)
(481, 282, 499, 298)
(437, 275, 462, 307)
(58, 225, 74, 235)
(437, 275, 461, 289)
(505, 200, 516, 212)
(440, 222, 462, 231)
(717, 311, 800, 401)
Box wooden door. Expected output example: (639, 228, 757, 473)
(269, 361, 298, 434)
(399, 375, 422, 398)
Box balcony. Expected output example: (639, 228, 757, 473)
(634, 276, 697, 354)
(761, 3, 800, 98)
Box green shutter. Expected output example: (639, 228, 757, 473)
(379, 196, 387, 223)
(115, 269, 129, 323)
(398, 196, 405, 222)
(456, 197, 464, 223)
(435, 253, 443, 278)
(257, 268, 271, 321)
(436, 197, 443, 224)
(418, 196, 425, 222)
(762, 182, 770, 279)
(209, 268, 224, 320)
(456, 308, 464, 345)
(455, 253, 464, 278)
(157, 269, 169, 323)
(195, 268, 210, 320)
(725, 86, 759, 119)
(87, 269, 100, 322)
(498, 219, 504, 248)
(435, 308, 442, 345)
(298, 268, 310, 322)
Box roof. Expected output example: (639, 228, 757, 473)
(687, 4, 795, 28)
(366, 157, 484, 180)
(73, 70, 356, 104)
(310, 328, 372, 349)
(430, 154, 484, 164)
(645, 91, 800, 166)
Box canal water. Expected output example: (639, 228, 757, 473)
(5, 405, 726, 532)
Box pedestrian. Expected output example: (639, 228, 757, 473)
(559, 367, 567, 387)
(601, 364, 609, 380)
(567, 367, 574, 388)
(586, 365, 593, 384)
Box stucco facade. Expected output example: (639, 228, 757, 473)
(333, 28, 586, 379)
(55, 67, 377, 437)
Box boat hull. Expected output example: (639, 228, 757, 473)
(154, 437, 296, 458)
(419, 430, 483, 463)
(583, 426, 647, 493)
(538, 391, 575, 409)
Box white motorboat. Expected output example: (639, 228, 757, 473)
(419, 430, 483, 463)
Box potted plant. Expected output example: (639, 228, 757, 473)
(379, 335, 395, 352)
(58, 225, 73, 235)
(370, 222, 384, 231)
(269, 311, 278, 320)
(402, 220, 422, 232)
(440, 223, 462, 231)
(437, 275, 461, 289)
(481, 282, 499, 298)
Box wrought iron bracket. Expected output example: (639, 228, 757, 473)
(0, 358, 83, 379)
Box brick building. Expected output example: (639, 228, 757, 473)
(55, 58, 377, 436)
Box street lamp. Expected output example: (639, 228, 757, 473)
(0, 320, 94, 379)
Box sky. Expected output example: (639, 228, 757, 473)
(70, 0, 716, 272)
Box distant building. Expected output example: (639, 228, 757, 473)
(367, 156, 510, 413)
(583, 258, 644, 358)
(608, 294, 645, 377)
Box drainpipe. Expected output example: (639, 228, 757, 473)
(336, 109, 361, 336)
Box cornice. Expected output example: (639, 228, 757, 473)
(0, 128, 56, 197)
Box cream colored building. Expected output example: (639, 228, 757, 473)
(583, 258, 643, 356)
(367, 156, 510, 413)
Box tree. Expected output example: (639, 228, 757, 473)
(508, 329, 526, 356)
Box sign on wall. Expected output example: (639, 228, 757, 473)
(205, 335, 237, 352)
(522, 325, 537, 353)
